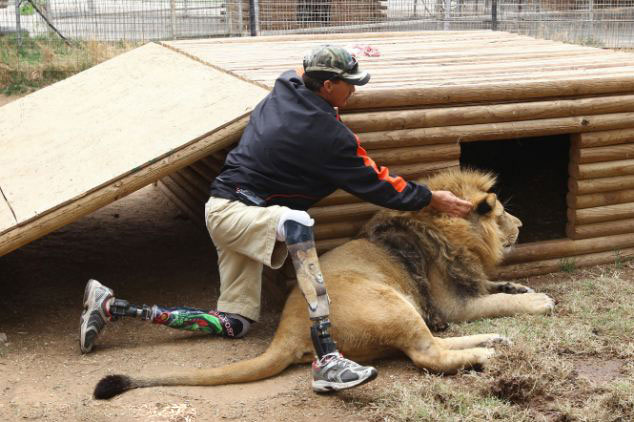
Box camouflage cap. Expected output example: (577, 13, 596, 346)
(303, 45, 370, 86)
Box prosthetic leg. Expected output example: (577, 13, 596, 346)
(283, 218, 378, 392)
(283, 219, 336, 357)
(108, 300, 250, 338)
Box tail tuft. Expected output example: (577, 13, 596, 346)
(94, 374, 133, 400)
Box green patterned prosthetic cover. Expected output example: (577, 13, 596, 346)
(151, 306, 243, 337)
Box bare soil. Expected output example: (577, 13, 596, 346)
(1, 94, 631, 421)
(0, 185, 403, 421)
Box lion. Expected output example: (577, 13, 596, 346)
(94, 168, 555, 399)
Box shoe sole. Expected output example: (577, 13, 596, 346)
(312, 368, 378, 393)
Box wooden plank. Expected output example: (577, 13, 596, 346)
(0, 192, 16, 234)
(567, 189, 634, 209)
(572, 144, 634, 164)
(316, 237, 350, 255)
(502, 233, 634, 264)
(578, 128, 634, 147)
(0, 116, 249, 257)
(157, 179, 204, 224)
(308, 202, 382, 224)
(343, 94, 634, 133)
(496, 247, 634, 279)
(569, 174, 634, 195)
(312, 161, 458, 207)
(571, 159, 634, 179)
(567, 218, 634, 240)
(568, 202, 634, 225)
(0, 43, 267, 235)
(345, 75, 634, 109)
(360, 113, 634, 149)
(370, 144, 459, 165)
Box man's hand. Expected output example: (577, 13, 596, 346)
(428, 190, 472, 218)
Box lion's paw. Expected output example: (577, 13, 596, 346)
(482, 334, 513, 348)
(500, 281, 534, 294)
(470, 347, 496, 370)
(524, 292, 556, 315)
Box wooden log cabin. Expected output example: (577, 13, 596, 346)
(158, 30, 634, 279)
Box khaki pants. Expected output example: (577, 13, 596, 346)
(205, 197, 289, 321)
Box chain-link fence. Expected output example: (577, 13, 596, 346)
(0, 0, 633, 47)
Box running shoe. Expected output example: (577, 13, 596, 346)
(312, 352, 378, 393)
(79, 279, 113, 353)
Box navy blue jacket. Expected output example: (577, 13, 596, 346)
(210, 70, 431, 211)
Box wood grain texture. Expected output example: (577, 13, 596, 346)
(0, 43, 266, 235)
(0, 193, 16, 233)
(496, 246, 634, 279)
(567, 218, 634, 239)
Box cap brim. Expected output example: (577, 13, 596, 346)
(340, 70, 370, 86)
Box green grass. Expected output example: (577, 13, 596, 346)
(368, 265, 634, 421)
(0, 33, 136, 95)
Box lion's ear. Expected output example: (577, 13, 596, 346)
(476, 193, 497, 215)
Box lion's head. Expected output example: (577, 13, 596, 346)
(420, 168, 523, 272)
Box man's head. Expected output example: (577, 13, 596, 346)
(302, 45, 370, 108)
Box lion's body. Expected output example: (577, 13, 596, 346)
(94, 169, 555, 398)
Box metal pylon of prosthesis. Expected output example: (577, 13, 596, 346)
(284, 220, 337, 357)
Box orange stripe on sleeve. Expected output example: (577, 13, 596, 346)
(354, 135, 406, 192)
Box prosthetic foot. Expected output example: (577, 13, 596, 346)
(281, 215, 378, 392)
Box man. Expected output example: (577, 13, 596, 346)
(80, 45, 472, 393)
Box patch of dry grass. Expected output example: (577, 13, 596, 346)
(371, 263, 634, 421)
(0, 34, 137, 94)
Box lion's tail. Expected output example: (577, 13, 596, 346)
(93, 339, 301, 400)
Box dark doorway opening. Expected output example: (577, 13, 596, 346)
(460, 135, 570, 244)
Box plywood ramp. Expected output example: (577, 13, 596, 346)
(0, 42, 268, 256)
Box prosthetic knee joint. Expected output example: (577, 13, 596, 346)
(283, 216, 337, 358)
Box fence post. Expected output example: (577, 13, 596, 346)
(15, 0, 22, 47)
(589, 0, 594, 37)
(249, 0, 259, 36)
(170, 0, 176, 39)
(444, 0, 451, 30)
(491, 0, 498, 31)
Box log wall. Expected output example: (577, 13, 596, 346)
(159, 32, 634, 279)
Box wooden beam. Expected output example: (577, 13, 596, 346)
(502, 233, 634, 264)
(496, 247, 634, 279)
(568, 202, 634, 225)
(344, 75, 634, 110)
(357, 112, 634, 149)
(567, 188, 634, 209)
(314, 220, 366, 240)
(313, 161, 459, 207)
(316, 237, 350, 255)
(342, 94, 634, 133)
(157, 179, 204, 223)
(570, 159, 634, 180)
(578, 128, 634, 148)
(370, 144, 459, 165)
(567, 218, 634, 239)
(571, 143, 634, 164)
(309, 202, 381, 224)
(569, 174, 634, 195)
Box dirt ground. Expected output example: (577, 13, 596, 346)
(1, 184, 413, 421)
(1, 93, 631, 421)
